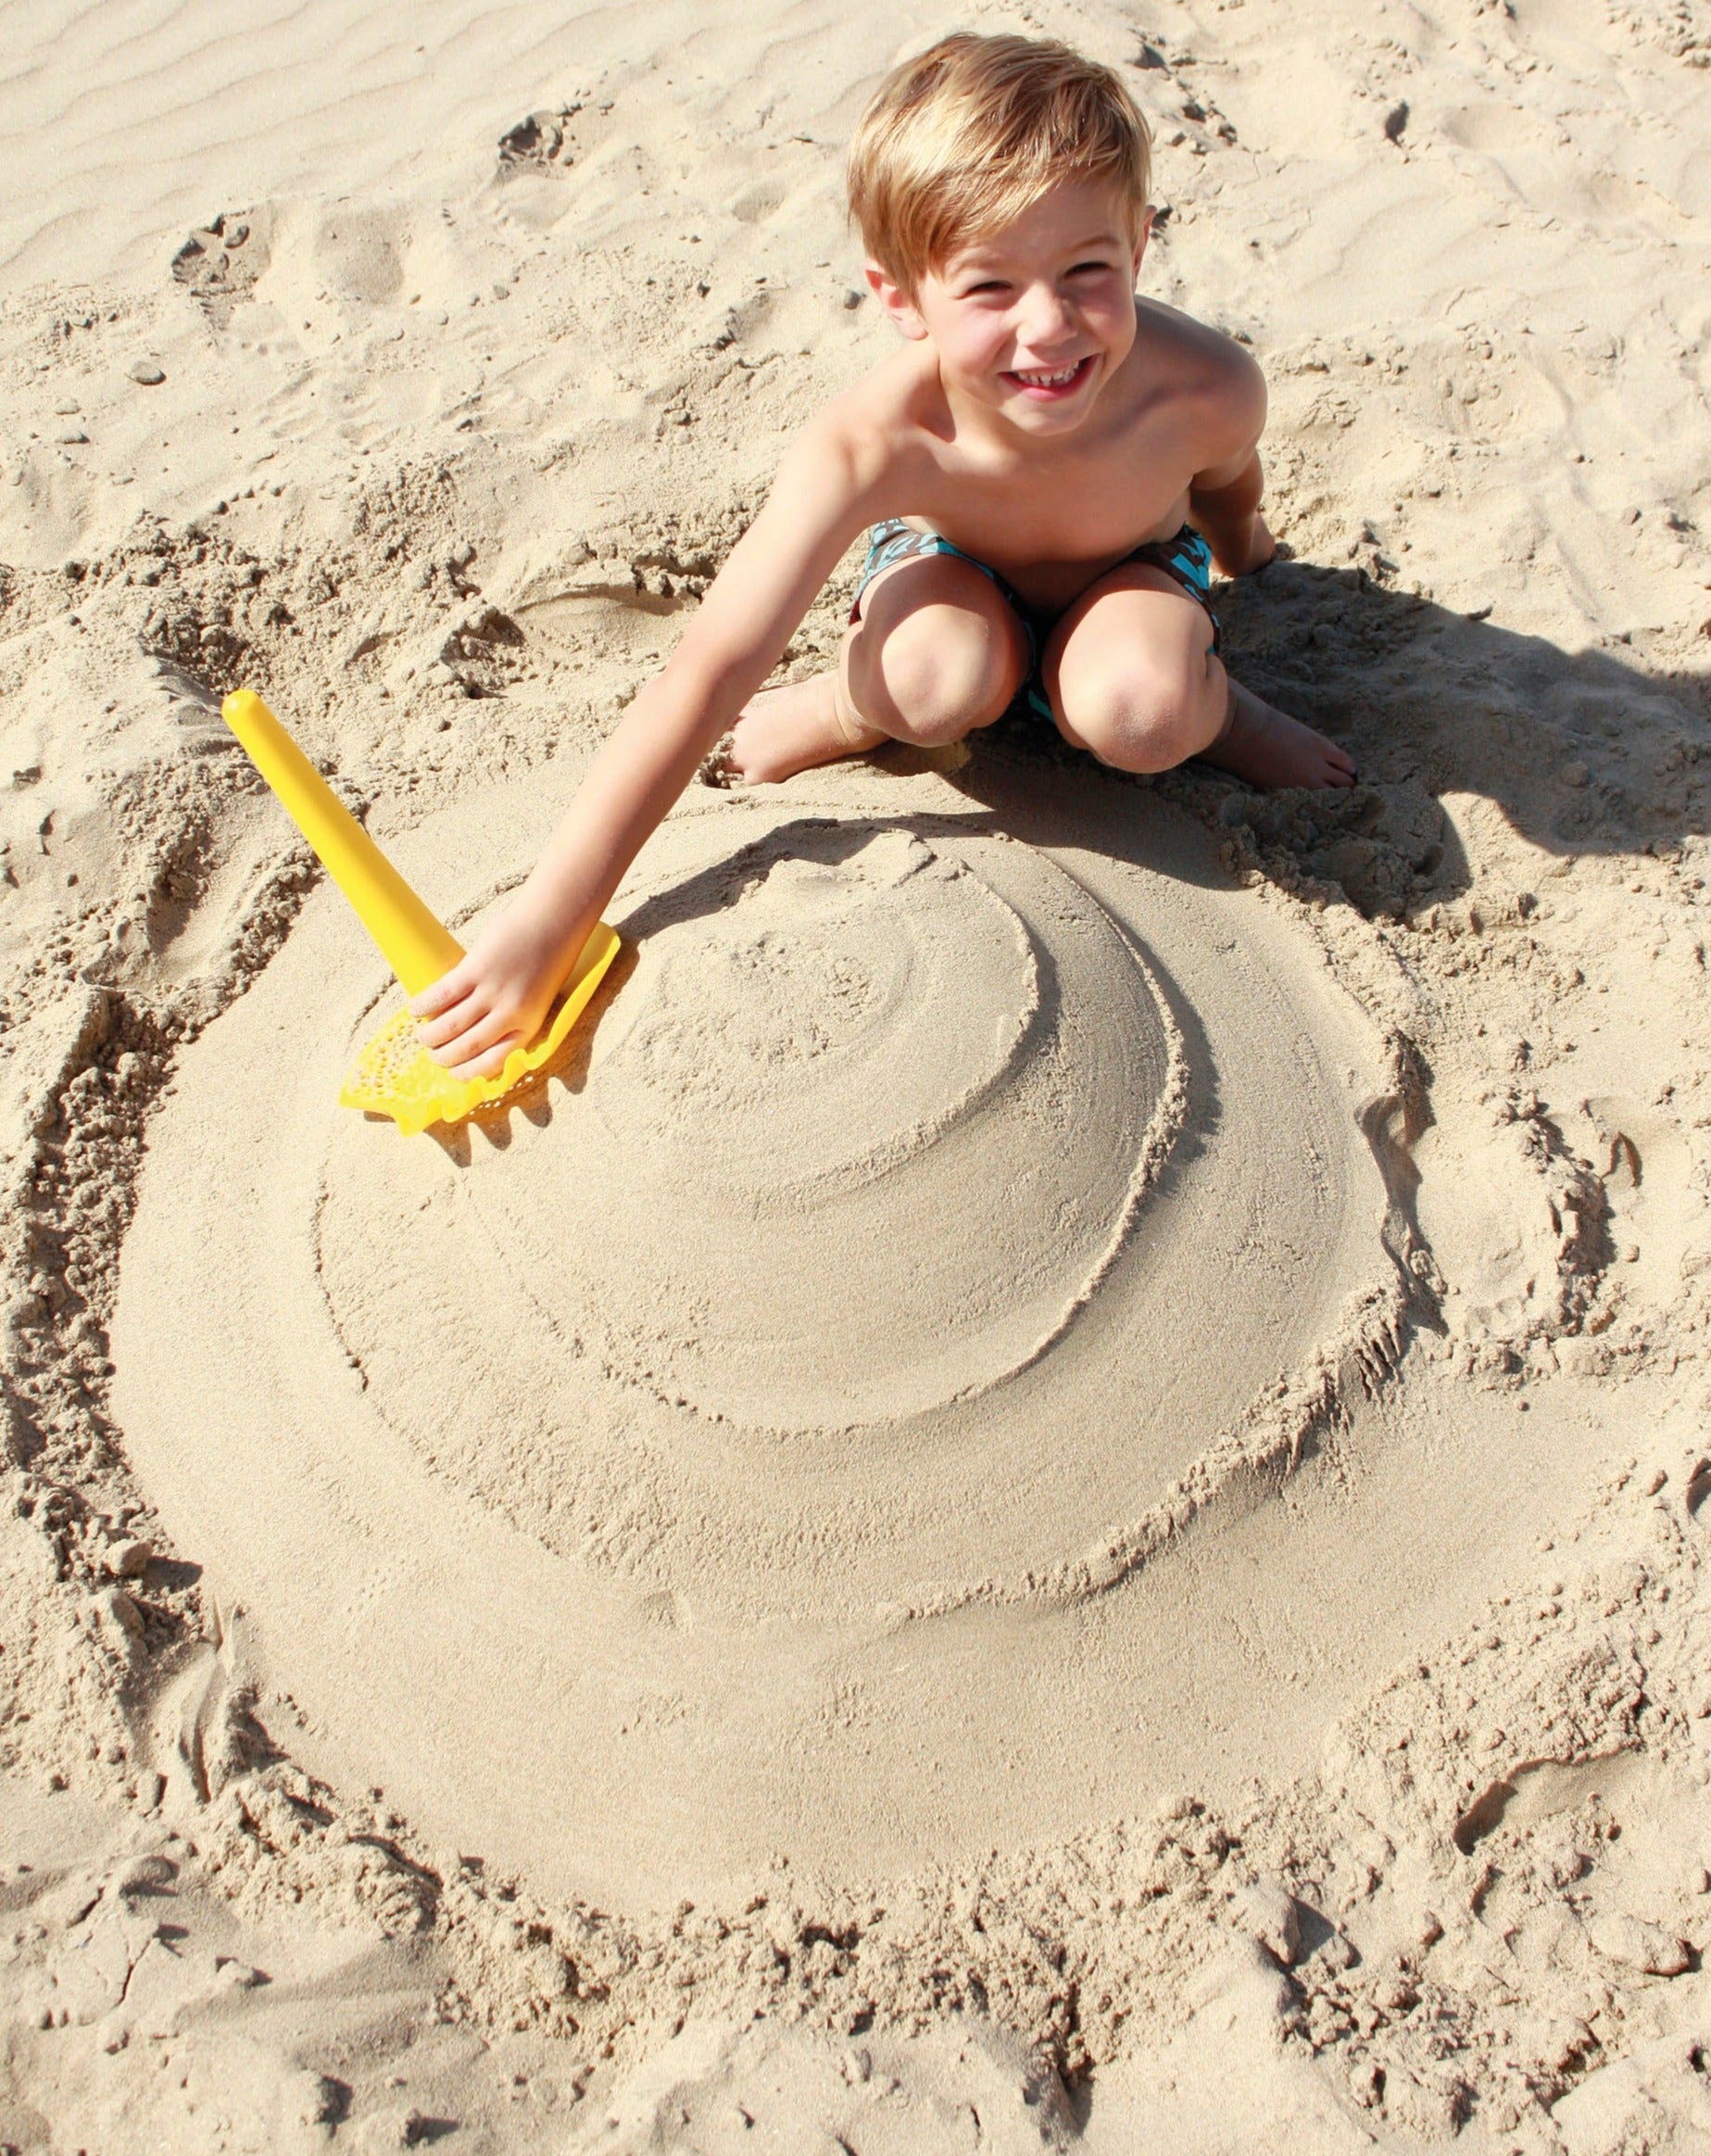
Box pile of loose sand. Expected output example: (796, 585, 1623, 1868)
(3, 0, 1710, 2149)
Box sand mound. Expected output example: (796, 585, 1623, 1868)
(112, 747, 1395, 1900)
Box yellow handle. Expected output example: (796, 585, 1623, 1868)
(222, 690, 464, 995)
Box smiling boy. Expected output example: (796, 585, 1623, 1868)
(416, 32, 1355, 1078)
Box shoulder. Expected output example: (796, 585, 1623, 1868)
(785, 346, 943, 503)
(1137, 299, 1266, 453)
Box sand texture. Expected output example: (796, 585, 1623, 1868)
(3, 0, 1711, 2148)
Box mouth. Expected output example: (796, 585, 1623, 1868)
(1002, 355, 1096, 401)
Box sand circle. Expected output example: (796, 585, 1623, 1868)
(114, 759, 1391, 1899)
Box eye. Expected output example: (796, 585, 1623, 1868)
(960, 279, 1010, 297)
(1069, 258, 1119, 276)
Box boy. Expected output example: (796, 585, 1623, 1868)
(416, 32, 1355, 1078)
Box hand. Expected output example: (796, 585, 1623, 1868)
(409, 904, 571, 1079)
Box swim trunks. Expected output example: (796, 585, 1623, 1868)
(851, 519, 1222, 726)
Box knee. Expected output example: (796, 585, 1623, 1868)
(1058, 658, 1217, 774)
(867, 606, 1021, 746)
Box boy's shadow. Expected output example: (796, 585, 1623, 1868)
(962, 558, 1710, 921)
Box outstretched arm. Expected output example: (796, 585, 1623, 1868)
(412, 425, 874, 1077)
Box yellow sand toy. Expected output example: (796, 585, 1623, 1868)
(221, 690, 619, 1135)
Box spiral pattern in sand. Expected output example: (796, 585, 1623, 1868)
(114, 753, 1393, 1902)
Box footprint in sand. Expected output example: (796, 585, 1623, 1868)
(170, 211, 269, 330)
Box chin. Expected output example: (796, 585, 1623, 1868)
(1004, 388, 1098, 434)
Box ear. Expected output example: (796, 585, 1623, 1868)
(866, 258, 928, 342)
(1132, 208, 1155, 281)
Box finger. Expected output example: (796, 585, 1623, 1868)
(426, 1003, 523, 1070)
(445, 1029, 525, 1081)
(416, 990, 489, 1053)
(410, 962, 476, 1020)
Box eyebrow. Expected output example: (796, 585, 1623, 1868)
(951, 233, 1126, 274)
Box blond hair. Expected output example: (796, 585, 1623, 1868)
(848, 33, 1151, 292)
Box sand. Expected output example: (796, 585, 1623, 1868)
(2, 0, 1710, 2148)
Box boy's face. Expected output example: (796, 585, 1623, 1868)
(871, 181, 1148, 437)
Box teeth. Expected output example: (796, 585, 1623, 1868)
(1015, 363, 1081, 386)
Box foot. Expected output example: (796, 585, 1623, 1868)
(727, 673, 884, 784)
(1199, 679, 1356, 790)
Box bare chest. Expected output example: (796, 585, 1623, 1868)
(911, 432, 1198, 611)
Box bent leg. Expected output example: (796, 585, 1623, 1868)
(728, 553, 1029, 784)
(1045, 567, 1355, 790)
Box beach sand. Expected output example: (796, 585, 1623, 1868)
(2, 0, 1709, 2147)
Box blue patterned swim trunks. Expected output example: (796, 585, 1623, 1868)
(851, 519, 1221, 725)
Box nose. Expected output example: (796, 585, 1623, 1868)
(1014, 278, 1076, 352)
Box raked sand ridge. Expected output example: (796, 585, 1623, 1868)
(2, 0, 1710, 2147)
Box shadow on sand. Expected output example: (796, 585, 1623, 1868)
(955, 556, 1711, 921)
